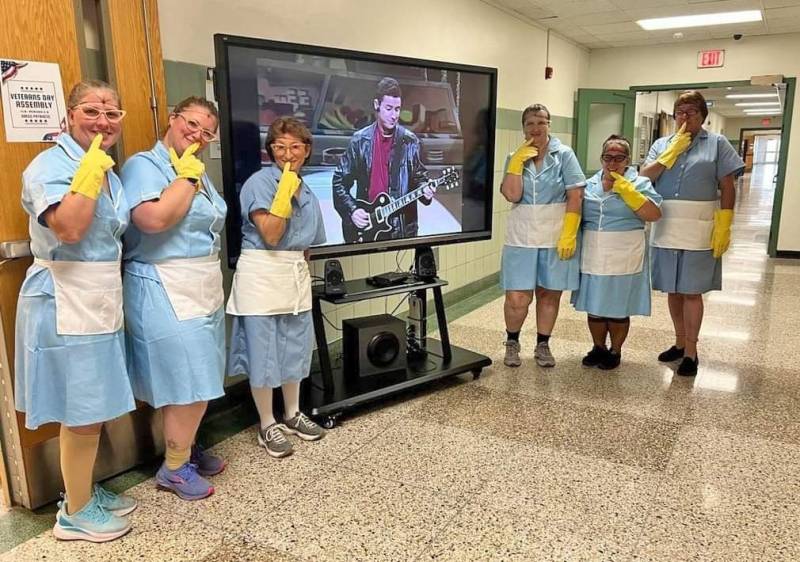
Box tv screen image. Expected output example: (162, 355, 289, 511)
(215, 35, 497, 261)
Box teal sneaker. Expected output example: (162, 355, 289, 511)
(93, 484, 137, 516)
(53, 495, 131, 542)
(57, 485, 137, 519)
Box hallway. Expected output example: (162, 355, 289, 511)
(2, 165, 799, 560)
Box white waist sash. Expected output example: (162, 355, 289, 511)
(650, 200, 716, 251)
(505, 202, 566, 248)
(34, 258, 122, 335)
(226, 249, 310, 316)
(581, 230, 645, 276)
(153, 255, 223, 321)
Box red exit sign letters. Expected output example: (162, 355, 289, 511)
(697, 50, 725, 68)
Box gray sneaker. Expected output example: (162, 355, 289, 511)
(534, 341, 556, 368)
(257, 423, 294, 458)
(283, 413, 326, 441)
(503, 340, 522, 367)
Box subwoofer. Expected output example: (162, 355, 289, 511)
(342, 314, 407, 378)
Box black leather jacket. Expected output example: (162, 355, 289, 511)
(332, 123, 430, 239)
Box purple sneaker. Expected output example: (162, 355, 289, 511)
(191, 444, 227, 477)
(155, 462, 214, 501)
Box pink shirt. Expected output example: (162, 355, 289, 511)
(368, 128, 393, 202)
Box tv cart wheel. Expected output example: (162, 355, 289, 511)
(472, 369, 483, 380)
(320, 414, 339, 430)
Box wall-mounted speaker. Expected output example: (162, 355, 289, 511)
(414, 247, 437, 280)
(324, 259, 346, 296)
(342, 314, 407, 378)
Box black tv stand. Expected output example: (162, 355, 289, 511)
(306, 275, 491, 428)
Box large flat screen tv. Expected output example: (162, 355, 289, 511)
(214, 34, 497, 262)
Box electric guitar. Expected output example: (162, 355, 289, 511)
(342, 167, 460, 243)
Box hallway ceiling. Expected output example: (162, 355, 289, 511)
(486, 0, 800, 49)
(696, 85, 784, 118)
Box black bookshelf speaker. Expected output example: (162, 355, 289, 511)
(343, 314, 407, 378)
(324, 259, 346, 296)
(415, 247, 437, 279)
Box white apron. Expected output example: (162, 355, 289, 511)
(34, 258, 123, 336)
(650, 200, 717, 251)
(581, 230, 645, 276)
(505, 202, 566, 248)
(226, 249, 311, 316)
(153, 255, 224, 321)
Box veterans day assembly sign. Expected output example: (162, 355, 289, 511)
(1, 59, 67, 142)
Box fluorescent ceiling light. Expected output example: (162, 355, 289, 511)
(735, 102, 780, 106)
(743, 110, 781, 115)
(636, 10, 762, 31)
(726, 93, 777, 99)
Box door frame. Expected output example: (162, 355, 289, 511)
(628, 78, 796, 258)
(574, 88, 636, 175)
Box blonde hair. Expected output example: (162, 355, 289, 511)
(67, 80, 120, 109)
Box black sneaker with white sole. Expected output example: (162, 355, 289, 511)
(283, 412, 326, 441)
(257, 423, 294, 458)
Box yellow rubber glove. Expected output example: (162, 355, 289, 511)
(557, 211, 581, 260)
(711, 209, 733, 258)
(610, 172, 647, 211)
(269, 163, 301, 219)
(69, 134, 115, 200)
(656, 123, 692, 169)
(169, 142, 204, 183)
(506, 139, 538, 175)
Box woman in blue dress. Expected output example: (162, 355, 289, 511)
(500, 104, 586, 368)
(15, 80, 136, 542)
(121, 97, 227, 501)
(227, 117, 327, 459)
(571, 135, 662, 370)
(641, 91, 744, 376)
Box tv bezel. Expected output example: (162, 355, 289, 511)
(213, 33, 498, 262)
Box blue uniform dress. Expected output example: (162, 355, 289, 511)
(15, 134, 134, 430)
(571, 168, 663, 318)
(228, 166, 326, 388)
(646, 129, 744, 294)
(501, 137, 586, 291)
(120, 142, 228, 408)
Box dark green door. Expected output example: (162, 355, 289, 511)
(574, 89, 636, 176)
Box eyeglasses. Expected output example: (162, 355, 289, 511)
(176, 113, 218, 142)
(270, 142, 308, 155)
(72, 104, 126, 123)
(674, 108, 701, 118)
(601, 154, 628, 163)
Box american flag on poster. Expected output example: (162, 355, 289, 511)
(1, 59, 67, 142)
(1, 60, 28, 83)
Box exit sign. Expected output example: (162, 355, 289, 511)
(698, 50, 725, 68)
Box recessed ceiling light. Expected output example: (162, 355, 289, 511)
(735, 102, 781, 106)
(636, 10, 762, 31)
(726, 93, 777, 99)
(673, 32, 684, 39)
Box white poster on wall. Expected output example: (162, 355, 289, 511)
(1, 59, 67, 142)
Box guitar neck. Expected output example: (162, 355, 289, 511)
(382, 179, 440, 216)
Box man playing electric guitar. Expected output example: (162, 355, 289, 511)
(332, 77, 433, 242)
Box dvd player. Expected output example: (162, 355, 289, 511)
(366, 271, 411, 287)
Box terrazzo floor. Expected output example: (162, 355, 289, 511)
(2, 164, 799, 560)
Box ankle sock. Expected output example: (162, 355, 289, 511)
(506, 330, 520, 342)
(537, 333, 550, 345)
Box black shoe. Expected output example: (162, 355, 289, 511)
(676, 356, 699, 376)
(598, 351, 621, 370)
(658, 345, 684, 362)
(582, 345, 608, 367)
